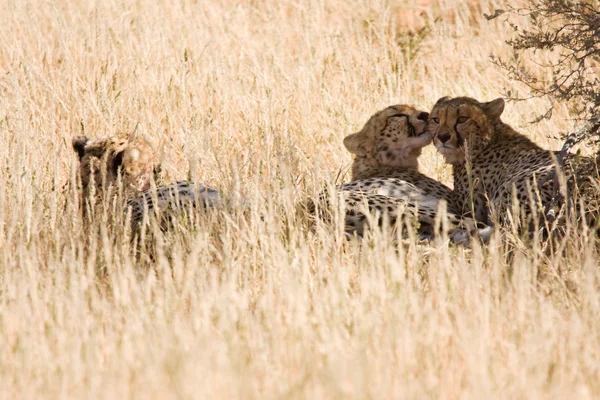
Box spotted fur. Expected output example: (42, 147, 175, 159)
(564, 153, 600, 228)
(429, 96, 596, 229)
(127, 181, 226, 229)
(72, 133, 224, 233)
(315, 104, 490, 242)
(72, 132, 158, 218)
(344, 104, 432, 181)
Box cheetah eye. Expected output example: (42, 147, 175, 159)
(72, 136, 89, 159)
(457, 116, 468, 124)
(432, 117, 440, 124)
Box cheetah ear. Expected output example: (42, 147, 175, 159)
(343, 131, 368, 156)
(72, 136, 89, 159)
(481, 98, 505, 120)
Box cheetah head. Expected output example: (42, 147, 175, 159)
(430, 96, 505, 165)
(343, 104, 431, 171)
(72, 132, 158, 200)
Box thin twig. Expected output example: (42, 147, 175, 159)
(483, 9, 506, 20)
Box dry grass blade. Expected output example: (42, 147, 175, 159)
(0, 0, 599, 398)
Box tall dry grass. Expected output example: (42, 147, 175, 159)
(0, 0, 599, 398)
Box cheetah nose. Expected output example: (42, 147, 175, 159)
(437, 133, 451, 144)
(417, 112, 429, 121)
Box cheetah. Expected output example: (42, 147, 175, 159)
(563, 152, 600, 228)
(342, 104, 456, 202)
(72, 132, 225, 234)
(314, 105, 490, 242)
(429, 95, 599, 231)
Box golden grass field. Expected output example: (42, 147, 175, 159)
(1, 0, 599, 398)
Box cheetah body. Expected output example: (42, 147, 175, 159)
(430, 96, 586, 228)
(128, 181, 226, 229)
(72, 133, 224, 233)
(317, 104, 488, 240)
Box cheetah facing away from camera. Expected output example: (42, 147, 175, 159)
(72, 132, 225, 233)
(429, 96, 599, 229)
(315, 105, 490, 241)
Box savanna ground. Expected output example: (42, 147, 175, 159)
(1, 0, 599, 398)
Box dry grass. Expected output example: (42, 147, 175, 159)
(1, 0, 599, 398)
